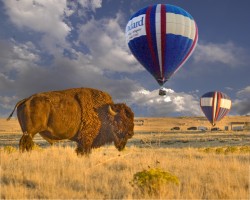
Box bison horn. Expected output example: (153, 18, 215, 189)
(108, 105, 117, 116)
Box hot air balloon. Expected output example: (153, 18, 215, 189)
(125, 4, 198, 95)
(200, 91, 232, 126)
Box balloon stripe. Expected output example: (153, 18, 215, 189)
(146, 6, 160, 78)
(212, 92, 217, 126)
(155, 5, 162, 79)
(217, 108, 227, 121)
(161, 4, 166, 80)
(201, 106, 213, 125)
(215, 92, 222, 121)
(174, 22, 198, 75)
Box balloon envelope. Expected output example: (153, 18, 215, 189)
(126, 4, 198, 86)
(200, 91, 232, 126)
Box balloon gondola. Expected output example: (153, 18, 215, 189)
(200, 91, 232, 126)
(159, 88, 167, 96)
(126, 4, 198, 95)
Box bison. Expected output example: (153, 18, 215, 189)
(7, 88, 134, 155)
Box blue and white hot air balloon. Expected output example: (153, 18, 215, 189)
(200, 91, 232, 126)
(126, 4, 198, 95)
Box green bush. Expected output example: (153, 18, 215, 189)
(130, 168, 179, 197)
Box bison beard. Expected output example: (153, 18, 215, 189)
(7, 88, 134, 155)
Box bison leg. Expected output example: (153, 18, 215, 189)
(75, 135, 93, 156)
(75, 142, 92, 156)
(19, 132, 34, 152)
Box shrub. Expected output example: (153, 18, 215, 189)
(203, 147, 213, 153)
(225, 146, 238, 154)
(3, 146, 17, 153)
(239, 146, 250, 153)
(130, 168, 179, 197)
(215, 147, 224, 154)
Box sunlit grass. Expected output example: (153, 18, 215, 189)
(1, 145, 249, 199)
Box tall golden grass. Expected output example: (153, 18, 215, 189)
(1, 145, 249, 199)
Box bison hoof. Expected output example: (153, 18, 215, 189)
(75, 146, 91, 156)
(19, 134, 34, 152)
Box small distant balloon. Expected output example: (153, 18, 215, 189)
(200, 91, 232, 126)
(125, 4, 198, 95)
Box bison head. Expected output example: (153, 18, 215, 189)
(108, 103, 134, 151)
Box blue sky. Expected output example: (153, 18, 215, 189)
(0, 0, 249, 117)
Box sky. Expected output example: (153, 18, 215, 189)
(0, 0, 250, 117)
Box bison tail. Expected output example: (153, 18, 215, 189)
(6, 99, 27, 121)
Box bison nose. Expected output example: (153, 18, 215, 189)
(128, 131, 134, 138)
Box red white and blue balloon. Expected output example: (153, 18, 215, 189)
(200, 91, 232, 126)
(126, 4, 198, 86)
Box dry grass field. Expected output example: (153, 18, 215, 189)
(0, 116, 250, 199)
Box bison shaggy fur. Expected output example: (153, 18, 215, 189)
(7, 88, 134, 155)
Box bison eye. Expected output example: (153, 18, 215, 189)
(124, 108, 133, 118)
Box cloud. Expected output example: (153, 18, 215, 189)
(3, 0, 140, 72)
(232, 86, 250, 115)
(0, 39, 140, 115)
(3, 0, 103, 55)
(0, 95, 18, 110)
(0, 34, 138, 100)
(0, 73, 14, 93)
(78, 13, 141, 73)
(130, 88, 202, 116)
(233, 100, 250, 116)
(0, 40, 40, 75)
(78, 0, 102, 11)
(4, 0, 70, 42)
(193, 42, 248, 67)
(236, 86, 250, 98)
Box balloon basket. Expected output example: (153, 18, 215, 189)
(159, 88, 166, 96)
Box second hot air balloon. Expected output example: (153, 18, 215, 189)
(125, 4, 198, 95)
(200, 91, 232, 126)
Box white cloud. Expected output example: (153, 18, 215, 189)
(3, 0, 140, 72)
(236, 86, 250, 98)
(233, 100, 250, 116)
(232, 86, 250, 115)
(3, 0, 102, 55)
(0, 40, 40, 75)
(131, 88, 202, 116)
(79, 0, 102, 11)
(0, 73, 14, 91)
(0, 38, 140, 108)
(0, 96, 18, 110)
(193, 42, 248, 67)
(4, 0, 70, 43)
(66, 0, 102, 18)
(78, 14, 142, 73)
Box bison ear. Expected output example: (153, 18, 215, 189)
(108, 105, 117, 116)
